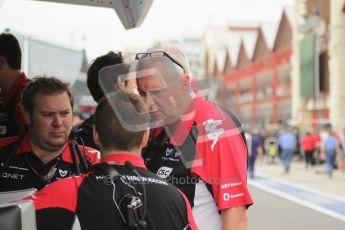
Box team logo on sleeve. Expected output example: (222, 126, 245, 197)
(203, 119, 224, 151)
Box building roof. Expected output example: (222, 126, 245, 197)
(203, 24, 259, 75)
(203, 7, 292, 76)
(284, 6, 295, 26)
(261, 22, 280, 50)
(241, 30, 259, 59)
(273, 8, 293, 51)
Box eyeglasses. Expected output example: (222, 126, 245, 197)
(135, 51, 185, 72)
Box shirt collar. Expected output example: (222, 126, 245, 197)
(15, 134, 78, 164)
(15, 134, 31, 154)
(168, 98, 199, 146)
(101, 154, 146, 168)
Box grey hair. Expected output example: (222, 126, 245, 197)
(146, 42, 191, 75)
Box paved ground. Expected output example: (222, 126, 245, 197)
(253, 157, 345, 198)
(247, 185, 345, 230)
(248, 157, 345, 227)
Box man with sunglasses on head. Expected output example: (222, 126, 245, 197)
(24, 91, 197, 230)
(0, 76, 99, 192)
(136, 43, 253, 230)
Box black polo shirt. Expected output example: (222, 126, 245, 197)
(0, 135, 100, 192)
(25, 154, 197, 230)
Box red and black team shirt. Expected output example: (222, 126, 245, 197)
(142, 96, 253, 227)
(0, 73, 28, 148)
(0, 135, 100, 192)
(25, 154, 197, 230)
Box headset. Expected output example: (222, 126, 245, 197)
(68, 129, 90, 174)
(91, 161, 147, 230)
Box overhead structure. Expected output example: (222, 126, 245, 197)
(35, 0, 154, 29)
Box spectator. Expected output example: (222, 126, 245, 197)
(265, 137, 278, 164)
(278, 126, 297, 174)
(25, 91, 197, 230)
(319, 124, 332, 163)
(292, 127, 302, 161)
(246, 129, 263, 179)
(312, 130, 322, 165)
(0, 32, 29, 147)
(301, 131, 316, 169)
(338, 128, 345, 170)
(324, 131, 340, 178)
(0, 76, 99, 192)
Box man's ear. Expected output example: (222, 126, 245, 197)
(181, 74, 191, 88)
(140, 129, 150, 148)
(92, 125, 101, 146)
(22, 107, 31, 126)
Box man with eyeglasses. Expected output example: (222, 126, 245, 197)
(136, 43, 253, 230)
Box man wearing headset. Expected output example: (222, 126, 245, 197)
(0, 32, 29, 147)
(25, 91, 197, 230)
(136, 43, 253, 230)
(0, 76, 99, 192)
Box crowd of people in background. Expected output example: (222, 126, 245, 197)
(245, 122, 345, 179)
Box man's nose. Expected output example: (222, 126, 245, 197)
(52, 114, 63, 126)
(145, 92, 158, 112)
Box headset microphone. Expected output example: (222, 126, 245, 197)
(69, 129, 89, 172)
(124, 161, 147, 229)
(69, 129, 77, 140)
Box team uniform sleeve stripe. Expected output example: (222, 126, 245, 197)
(178, 189, 198, 230)
(212, 129, 253, 210)
(24, 175, 84, 212)
(0, 136, 18, 148)
(82, 146, 101, 164)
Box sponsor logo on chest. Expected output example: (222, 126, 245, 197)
(161, 146, 182, 162)
(156, 166, 173, 179)
(1, 171, 26, 180)
(0, 165, 29, 181)
(59, 169, 68, 178)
